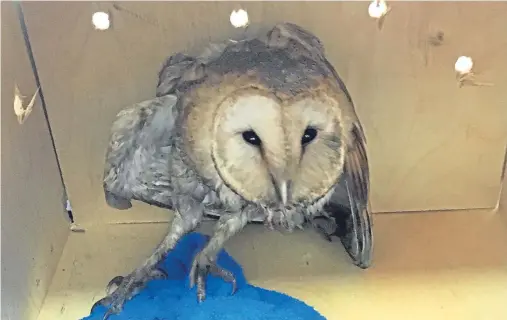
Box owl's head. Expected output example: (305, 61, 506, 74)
(184, 82, 348, 209)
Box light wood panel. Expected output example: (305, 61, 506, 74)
(21, 2, 507, 224)
(1, 3, 70, 320)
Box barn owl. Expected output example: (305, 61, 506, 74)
(92, 22, 373, 319)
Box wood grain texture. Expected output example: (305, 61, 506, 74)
(21, 2, 507, 224)
(1, 3, 70, 320)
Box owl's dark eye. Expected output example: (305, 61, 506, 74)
(301, 127, 318, 145)
(242, 130, 262, 146)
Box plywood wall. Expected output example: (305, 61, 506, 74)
(0, 3, 70, 320)
(21, 1, 507, 225)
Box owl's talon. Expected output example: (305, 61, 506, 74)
(190, 254, 237, 302)
(91, 267, 167, 317)
(102, 308, 117, 320)
(311, 216, 339, 242)
(90, 296, 121, 320)
(90, 296, 110, 314)
(106, 275, 124, 294)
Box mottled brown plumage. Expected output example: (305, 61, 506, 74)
(93, 22, 372, 319)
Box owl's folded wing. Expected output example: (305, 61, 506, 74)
(103, 94, 179, 211)
(341, 122, 373, 268)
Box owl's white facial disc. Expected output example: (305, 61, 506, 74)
(211, 91, 345, 206)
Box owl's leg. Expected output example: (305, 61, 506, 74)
(91, 209, 202, 320)
(263, 206, 275, 230)
(189, 211, 249, 302)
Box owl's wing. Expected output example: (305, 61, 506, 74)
(156, 43, 227, 97)
(103, 94, 179, 210)
(339, 122, 373, 269)
(156, 52, 201, 97)
(104, 44, 224, 211)
(320, 122, 372, 269)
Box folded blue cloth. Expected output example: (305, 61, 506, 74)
(84, 232, 327, 320)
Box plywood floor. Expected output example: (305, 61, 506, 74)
(37, 209, 507, 320)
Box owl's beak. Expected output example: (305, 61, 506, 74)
(279, 181, 288, 205)
(274, 179, 291, 205)
(268, 165, 292, 205)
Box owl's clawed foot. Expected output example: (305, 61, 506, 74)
(264, 215, 276, 230)
(190, 252, 237, 302)
(91, 267, 167, 319)
(311, 216, 339, 242)
(264, 209, 302, 233)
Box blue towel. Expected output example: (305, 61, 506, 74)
(84, 232, 327, 320)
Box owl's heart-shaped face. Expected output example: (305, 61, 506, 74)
(205, 88, 346, 207)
